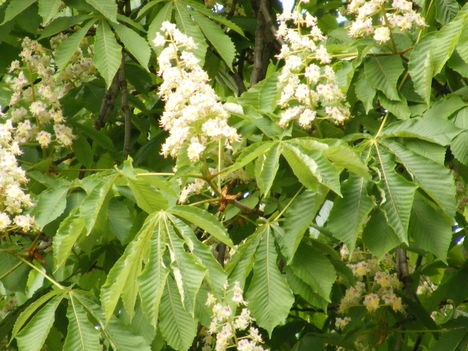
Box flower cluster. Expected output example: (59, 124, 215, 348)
(338, 248, 404, 317)
(346, 0, 426, 43)
(0, 113, 35, 232)
(276, 4, 350, 128)
(202, 282, 267, 351)
(6, 36, 95, 149)
(153, 22, 239, 162)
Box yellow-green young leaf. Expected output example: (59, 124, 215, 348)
(238, 74, 279, 113)
(38, 0, 61, 25)
(169, 206, 233, 247)
(15, 296, 63, 351)
(375, 149, 416, 244)
(112, 23, 151, 69)
(363, 55, 404, 101)
(191, 10, 236, 69)
(63, 294, 100, 351)
(55, 19, 96, 69)
(255, 143, 282, 196)
(246, 225, 294, 336)
(85, 0, 117, 22)
(94, 20, 122, 87)
(327, 175, 374, 253)
(226, 141, 275, 175)
(159, 278, 198, 351)
(410, 193, 452, 261)
(1, 0, 36, 24)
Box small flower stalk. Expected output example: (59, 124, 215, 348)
(276, 2, 351, 128)
(202, 282, 268, 351)
(153, 22, 239, 162)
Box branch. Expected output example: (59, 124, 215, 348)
(118, 58, 132, 158)
(96, 72, 120, 130)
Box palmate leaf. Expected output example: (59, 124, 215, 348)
(85, 0, 117, 22)
(159, 277, 198, 351)
(327, 175, 374, 252)
(375, 148, 416, 244)
(255, 143, 282, 196)
(410, 193, 452, 261)
(276, 189, 328, 263)
(15, 296, 63, 351)
(94, 20, 122, 87)
(191, 10, 236, 69)
(363, 55, 404, 101)
(246, 224, 294, 336)
(63, 294, 100, 351)
(382, 139, 456, 219)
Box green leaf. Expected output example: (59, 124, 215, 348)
(383, 139, 456, 218)
(39, 15, 93, 39)
(38, 0, 61, 25)
(410, 193, 452, 261)
(112, 23, 151, 69)
(379, 93, 411, 120)
(159, 278, 198, 351)
(327, 175, 374, 252)
(72, 135, 94, 168)
(125, 176, 173, 213)
(287, 243, 336, 303)
(174, 1, 208, 64)
(94, 20, 122, 87)
(15, 296, 63, 351)
(354, 70, 375, 113)
(226, 141, 275, 174)
(325, 143, 369, 178)
(451, 130, 468, 164)
(375, 149, 416, 244)
(286, 269, 329, 310)
(238, 74, 279, 113)
(32, 184, 69, 229)
(436, 0, 460, 24)
(277, 189, 328, 263)
(191, 11, 236, 69)
(100, 212, 158, 321)
(147, 2, 173, 45)
(169, 206, 233, 247)
(363, 56, 404, 101)
(362, 210, 400, 258)
(246, 225, 294, 336)
(255, 143, 282, 196)
(2, 0, 36, 24)
(188, 0, 244, 36)
(63, 294, 101, 351)
(85, 0, 117, 22)
(55, 20, 96, 69)
(408, 39, 434, 104)
(53, 213, 86, 270)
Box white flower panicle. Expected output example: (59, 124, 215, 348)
(154, 22, 239, 162)
(203, 282, 267, 351)
(347, 0, 426, 43)
(276, 7, 350, 128)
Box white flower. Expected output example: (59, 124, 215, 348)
(0, 212, 12, 230)
(36, 131, 52, 148)
(187, 138, 206, 161)
(373, 26, 391, 43)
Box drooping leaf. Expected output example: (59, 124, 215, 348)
(362, 210, 400, 258)
(38, 0, 61, 25)
(327, 175, 374, 252)
(32, 184, 69, 229)
(94, 20, 122, 87)
(246, 225, 294, 336)
(63, 294, 101, 351)
(2, 0, 36, 25)
(85, 0, 117, 22)
(55, 20, 96, 69)
(277, 189, 328, 263)
(383, 139, 456, 219)
(363, 55, 404, 101)
(112, 23, 151, 69)
(286, 243, 336, 303)
(375, 148, 416, 244)
(159, 278, 198, 351)
(169, 205, 233, 247)
(410, 192, 452, 261)
(15, 296, 63, 351)
(255, 143, 282, 196)
(191, 10, 236, 69)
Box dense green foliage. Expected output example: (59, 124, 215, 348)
(0, 0, 467, 350)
